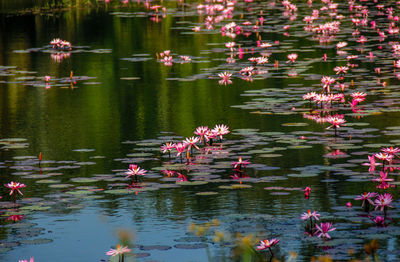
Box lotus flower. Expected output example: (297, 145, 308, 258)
(315, 222, 336, 239)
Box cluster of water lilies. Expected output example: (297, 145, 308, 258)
(349, 146, 399, 224)
(156, 50, 191, 66)
(301, 209, 336, 239)
(302, 65, 368, 136)
(50, 38, 72, 51)
(160, 124, 230, 162)
(301, 185, 336, 240)
(123, 124, 231, 187)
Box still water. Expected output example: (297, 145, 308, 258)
(0, 0, 400, 261)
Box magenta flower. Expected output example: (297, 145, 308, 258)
(174, 142, 187, 157)
(374, 193, 393, 211)
(231, 156, 251, 170)
(362, 155, 381, 173)
(321, 76, 335, 93)
(373, 216, 385, 226)
(315, 222, 336, 239)
(7, 214, 24, 222)
(176, 173, 188, 182)
(161, 170, 176, 177)
(18, 258, 34, 262)
(303, 186, 311, 198)
(372, 171, 394, 183)
(354, 192, 377, 208)
(4, 182, 26, 196)
(125, 164, 147, 179)
(381, 146, 400, 156)
(256, 238, 280, 250)
(301, 210, 320, 221)
(204, 129, 217, 144)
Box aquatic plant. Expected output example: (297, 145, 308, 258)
(231, 156, 250, 172)
(315, 222, 336, 239)
(106, 244, 131, 262)
(18, 258, 34, 262)
(125, 164, 147, 183)
(256, 238, 280, 257)
(4, 181, 26, 197)
(374, 193, 393, 217)
(50, 38, 71, 51)
(303, 186, 311, 199)
(354, 192, 377, 212)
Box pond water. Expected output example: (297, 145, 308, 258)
(1, 0, 400, 261)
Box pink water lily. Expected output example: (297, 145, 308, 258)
(321, 76, 335, 93)
(160, 142, 176, 154)
(372, 171, 394, 183)
(175, 142, 187, 157)
(194, 126, 209, 142)
(333, 66, 349, 75)
(374, 193, 393, 211)
(374, 152, 393, 162)
(373, 216, 386, 227)
(301, 210, 320, 221)
(211, 124, 230, 140)
(218, 72, 233, 85)
(231, 156, 250, 170)
(362, 155, 381, 173)
(7, 214, 24, 222)
(4, 182, 26, 196)
(315, 222, 336, 239)
(18, 258, 34, 262)
(326, 116, 346, 130)
(256, 238, 280, 250)
(125, 164, 147, 179)
(381, 146, 400, 156)
(184, 136, 200, 151)
(302, 92, 317, 101)
(303, 186, 311, 198)
(287, 53, 298, 63)
(354, 192, 377, 208)
(106, 244, 131, 257)
(161, 170, 176, 177)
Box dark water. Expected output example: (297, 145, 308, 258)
(0, 0, 400, 261)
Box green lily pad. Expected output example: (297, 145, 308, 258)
(195, 191, 218, 196)
(19, 238, 53, 245)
